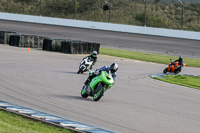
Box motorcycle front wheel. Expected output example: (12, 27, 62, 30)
(163, 68, 168, 73)
(81, 85, 88, 98)
(93, 84, 104, 101)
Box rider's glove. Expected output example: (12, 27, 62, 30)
(94, 70, 101, 75)
(94, 70, 99, 75)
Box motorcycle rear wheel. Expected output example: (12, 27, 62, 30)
(174, 67, 181, 74)
(77, 66, 84, 74)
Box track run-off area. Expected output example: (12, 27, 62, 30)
(1, 20, 200, 133)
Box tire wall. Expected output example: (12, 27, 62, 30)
(34, 36, 46, 48)
(2, 31, 101, 54)
(8, 34, 46, 48)
(0, 31, 17, 44)
(44, 38, 101, 54)
(61, 40, 71, 54)
(9, 35, 20, 46)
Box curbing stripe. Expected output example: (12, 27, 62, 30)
(0, 103, 12, 106)
(76, 128, 97, 130)
(0, 100, 115, 133)
(82, 130, 109, 133)
(61, 123, 92, 128)
(19, 110, 38, 114)
(32, 115, 63, 120)
(151, 73, 200, 79)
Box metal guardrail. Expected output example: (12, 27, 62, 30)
(0, 0, 200, 31)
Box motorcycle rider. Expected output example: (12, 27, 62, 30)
(82, 51, 98, 70)
(171, 56, 183, 67)
(163, 56, 185, 74)
(84, 63, 118, 86)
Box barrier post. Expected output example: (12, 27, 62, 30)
(74, 0, 76, 19)
(40, 0, 42, 16)
(6, 0, 8, 12)
(143, 0, 147, 27)
(178, 0, 184, 30)
(109, 0, 111, 23)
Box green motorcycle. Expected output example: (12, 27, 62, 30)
(81, 70, 114, 101)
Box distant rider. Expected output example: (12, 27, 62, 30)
(82, 51, 98, 70)
(84, 63, 118, 85)
(172, 56, 183, 67)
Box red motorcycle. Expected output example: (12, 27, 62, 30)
(163, 59, 186, 74)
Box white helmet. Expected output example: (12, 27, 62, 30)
(109, 63, 118, 73)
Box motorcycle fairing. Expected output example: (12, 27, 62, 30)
(89, 71, 114, 91)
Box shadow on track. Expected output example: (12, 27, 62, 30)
(51, 94, 93, 101)
(54, 71, 77, 74)
(55, 71, 89, 75)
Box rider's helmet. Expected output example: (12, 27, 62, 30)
(91, 51, 97, 58)
(109, 63, 118, 73)
(179, 56, 183, 61)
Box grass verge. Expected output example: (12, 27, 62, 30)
(100, 47, 200, 67)
(153, 75, 200, 90)
(0, 109, 73, 133)
(100, 47, 200, 89)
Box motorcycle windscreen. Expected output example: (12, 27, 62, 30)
(102, 71, 114, 85)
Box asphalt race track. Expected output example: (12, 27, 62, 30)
(0, 19, 200, 59)
(1, 44, 200, 133)
(1, 20, 200, 133)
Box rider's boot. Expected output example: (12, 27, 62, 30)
(84, 78, 90, 85)
(84, 78, 92, 94)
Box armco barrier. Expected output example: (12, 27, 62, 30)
(1, 12, 200, 40)
(0, 31, 16, 44)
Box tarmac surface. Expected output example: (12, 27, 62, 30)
(1, 45, 200, 133)
(0, 19, 200, 59)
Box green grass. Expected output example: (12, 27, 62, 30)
(0, 110, 74, 133)
(100, 47, 200, 67)
(154, 75, 200, 90)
